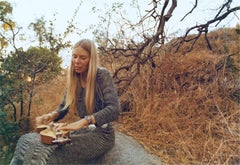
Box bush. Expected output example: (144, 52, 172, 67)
(0, 110, 20, 164)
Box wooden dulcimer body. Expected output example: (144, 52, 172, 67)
(36, 123, 71, 145)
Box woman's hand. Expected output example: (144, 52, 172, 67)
(56, 118, 88, 131)
(35, 112, 58, 127)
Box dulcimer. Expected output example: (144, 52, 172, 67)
(36, 123, 71, 145)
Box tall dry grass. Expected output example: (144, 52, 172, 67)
(118, 51, 239, 164)
(29, 28, 239, 164)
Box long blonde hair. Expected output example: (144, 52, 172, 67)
(65, 39, 99, 115)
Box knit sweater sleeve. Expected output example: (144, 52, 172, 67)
(53, 93, 69, 122)
(93, 67, 120, 126)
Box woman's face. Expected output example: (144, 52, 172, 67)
(72, 46, 90, 74)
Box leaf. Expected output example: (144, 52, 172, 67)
(1, 20, 16, 30)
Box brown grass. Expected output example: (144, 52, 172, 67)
(29, 28, 240, 164)
(118, 51, 239, 164)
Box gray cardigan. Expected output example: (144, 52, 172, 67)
(54, 67, 120, 127)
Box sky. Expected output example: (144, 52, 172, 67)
(6, 0, 240, 67)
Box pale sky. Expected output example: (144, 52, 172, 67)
(6, 0, 240, 67)
(9, 0, 239, 37)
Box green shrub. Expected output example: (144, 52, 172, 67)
(0, 110, 20, 164)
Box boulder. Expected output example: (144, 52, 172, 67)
(10, 131, 162, 164)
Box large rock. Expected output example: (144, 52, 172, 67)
(10, 131, 162, 164)
(99, 131, 162, 165)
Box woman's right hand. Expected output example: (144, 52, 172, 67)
(35, 112, 57, 126)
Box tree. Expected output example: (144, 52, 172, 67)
(0, 1, 79, 131)
(28, 17, 71, 55)
(0, 108, 19, 164)
(93, 0, 240, 95)
(24, 47, 62, 130)
(0, 3, 20, 163)
(1, 47, 62, 130)
(174, 0, 240, 52)
(0, 1, 81, 162)
(0, 0, 15, 55)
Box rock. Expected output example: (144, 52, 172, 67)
(98, 131, 162, 165)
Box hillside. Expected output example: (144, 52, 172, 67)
(30, 28, 239, 164)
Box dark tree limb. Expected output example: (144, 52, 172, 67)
(174, 5, 240, 53)
(98, 0, 239, 95)
(99, 0, 177, 95)
(180, 0, 198, 21)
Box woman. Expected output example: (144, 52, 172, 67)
(10, 39, 120, 164)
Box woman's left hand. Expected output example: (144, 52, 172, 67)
(56, 119, 88, 131)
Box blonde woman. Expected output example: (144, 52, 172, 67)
(11, 39, 120, 164)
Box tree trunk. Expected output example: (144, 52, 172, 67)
(26, 73, 36, 131)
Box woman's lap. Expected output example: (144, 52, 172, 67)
(48, 125, 115, 163)
(11, 125, 115, 164)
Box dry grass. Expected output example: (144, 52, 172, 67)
(117, 51, 239, 164)
(29, 28, 240, 164)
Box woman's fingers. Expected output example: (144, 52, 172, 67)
(57, 126, 69, 131)
(55, 123, 68, 130)
(35, 114, 53, 127)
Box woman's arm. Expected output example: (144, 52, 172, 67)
(35, 111, 59, 126)
(57, 68, 120, 131)
(35, 93, 68, 126)
(53, 93, 69, 122)
(92, 67, 120, 126)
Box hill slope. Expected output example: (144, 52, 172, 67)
(31, 28, 240, 164)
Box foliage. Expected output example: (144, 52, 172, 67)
(0, 4, 21, 158)
(0, 1, 14, 53)
(0, 110, 20, 164)
(1, 46, 62, 129)
(0, 0, 77, 130)
(0, 5, 75, 164)
(28, 17, 72, 54)
(0, 1, 12, 17)
(0, 1, 77, 162)
(24, 46, 62, 83)
(0, 1, 15, 30)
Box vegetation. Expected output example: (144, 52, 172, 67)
(0, 1, 78, 163)
(29, 27, 239, 165)
(0, 110, 19, 164)
(118, 38, 240, 164)
(0, 0, 239, 164)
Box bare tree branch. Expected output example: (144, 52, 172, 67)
(215, 0, 232, 19)
(174, 5, 240, 53)
(97, 0, 239, 95)
(98, 0, 177, 95)
(181, 0, 198, 21)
